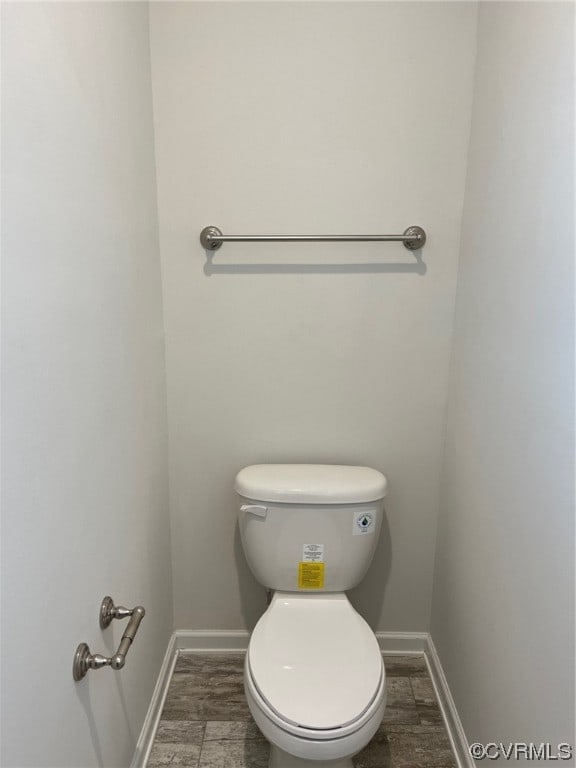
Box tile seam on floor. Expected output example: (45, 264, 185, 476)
(407, 674, 420, 726)
(197, 717, 207, 767)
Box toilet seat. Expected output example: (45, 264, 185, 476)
(247, 592, 384, 737)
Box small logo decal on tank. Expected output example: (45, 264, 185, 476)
(353, 510, 374, 535)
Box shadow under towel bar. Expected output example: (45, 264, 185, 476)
(200, 225, 426, 251)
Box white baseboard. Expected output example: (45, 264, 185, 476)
(424, 635, 474, 768)
(376, 631, 428, 654)
(130, 633, 179, 768)
(131, 630, 471, 768)
(172, 629, 429, 655)
(175, 629, 250, 652)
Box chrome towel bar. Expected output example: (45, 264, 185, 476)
(200, 225, 426, 251)
(73, 596, 145, 681)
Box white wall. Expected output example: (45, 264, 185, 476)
(149, 1, 478, 632)
(1, 4, 172, 766)
(431, 1, 574, 749)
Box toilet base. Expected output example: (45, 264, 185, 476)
(269, 745, 353, 768)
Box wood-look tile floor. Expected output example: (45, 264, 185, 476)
(146, 653, 457, 768)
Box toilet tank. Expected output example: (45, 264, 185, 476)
(235, 465, 387, 593)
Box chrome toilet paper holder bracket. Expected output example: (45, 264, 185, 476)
(73, 596, 146, 681)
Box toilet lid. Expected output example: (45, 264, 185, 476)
(248, 594, 383, 730)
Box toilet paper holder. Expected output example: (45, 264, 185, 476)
(73, 596, 146, 681)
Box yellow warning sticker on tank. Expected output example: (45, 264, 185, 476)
(298, 562, 325, 589)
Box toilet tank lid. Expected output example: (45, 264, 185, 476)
(234, 464, 387, 504)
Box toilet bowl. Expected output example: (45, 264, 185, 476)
(235, 464, 388, 767)
(244, 591, 386, 767)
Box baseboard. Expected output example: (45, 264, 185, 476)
(376, 631, 428, 654)
(173, 629, 428, 655)
(175, 629, 250, 651)
(130, 633, 179, 768)
(424, 635, 474, 768)
(131, 629, 470, 768)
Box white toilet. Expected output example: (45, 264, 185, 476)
(235, 464, 388, 768)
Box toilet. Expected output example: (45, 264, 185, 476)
(235, 464, 388, 768)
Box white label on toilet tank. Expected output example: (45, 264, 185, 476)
(302, 544, 324, 562)
(353, 511, 375, 535)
